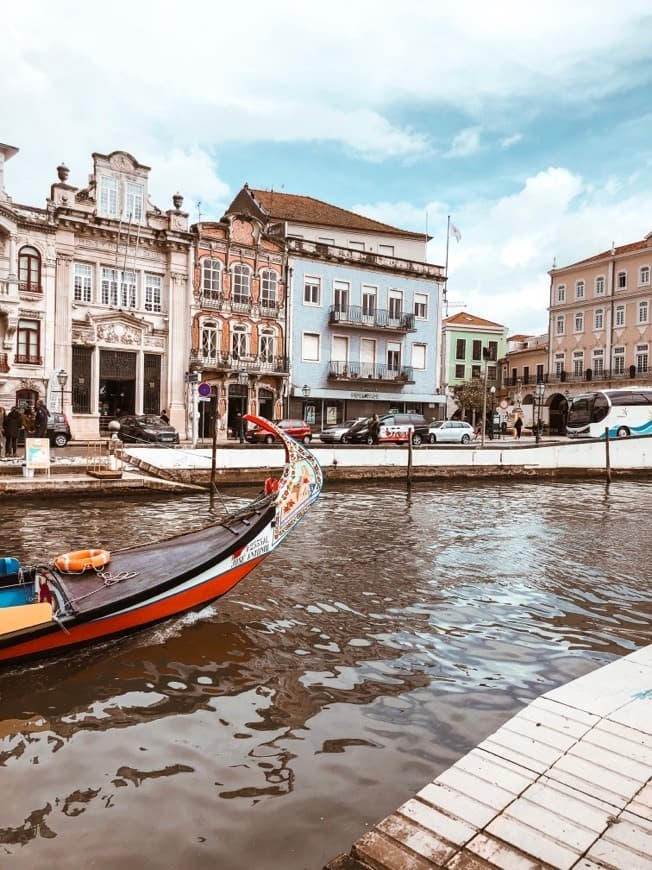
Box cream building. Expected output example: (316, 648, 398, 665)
(0, 143, 56, 415)
(47, 151, 192, 438)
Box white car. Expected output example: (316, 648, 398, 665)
(318, 418, 365, 443)
(426, 420, 476, 444)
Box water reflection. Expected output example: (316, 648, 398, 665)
(0, 480, 651, 868)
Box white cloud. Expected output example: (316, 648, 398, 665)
(500, 133, 523, 149)
(446, 128, 482, 158)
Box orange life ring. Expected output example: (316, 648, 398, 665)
(54, 549, 111, 573)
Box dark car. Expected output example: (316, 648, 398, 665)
(245, 419, 312, 445)
(17, 412, 72, 447)
(118, 415, 179, 444)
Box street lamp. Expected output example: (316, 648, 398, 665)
(535, 382, 545, 444)
(489, 386, 496, 440)
(56, 370, 68, 413)
(302, 384, 311, 398)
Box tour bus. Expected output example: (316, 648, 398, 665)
(566, 388, 652, 438)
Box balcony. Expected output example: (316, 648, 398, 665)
(198, 292, 224, 310)
(509, 367, 651, 389)
(259, 300, 282, 317)
(14, 353, 43, 366)
(230, 295, 252, 314)
(189, 350, 288, 374)
(0, 353, 8, 373)
(19, 281, 42, 295)
(328, 305, 416, 332)
(328, 360, 414, 384)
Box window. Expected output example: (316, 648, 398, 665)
(348, 241, 364, 251)
(98, 175, 119, 217)
(511, 368, 517, 385)
(333, 280, 349, 314)
(125, 182, 143, 222)
(488, 365, 497, 381)
(18, 246, 41, 291)
(74, 263, 92, 302)
(378, 244, 394, 257)
(412, 344, 426, 370)
(594, 309, 604, 330)
(455, 338, 466, 359)
(17, 319, 40, 363)
(145, 274, 162, 313)
(259, 328, 275, 363)
(202, 259, 222, 298)
(488, 341, 498, 360)
(362, 286, 376, 321)
(556, 315, 565, 335)
(638, 300, 649, 324)
(536, 364, 544, 383)
(317, 237, 335, 245)
(231, 324, 247, 358)
(387, 342, 401, 374)
(260, 269, 278, 307)
(636, 344, 649, 374)
(615, 304, 625, 327)
(201, 320, 218, 359)
(613, 346, 625, 375)
(523, 366, 530, 384)
(554, 353, 564, 377)
(101, 268, 119, 306)
(332, 336, 348, 365)
(304, 276, 321, 305)
(455, 364, 465, 379)
(640, 266, 650, 286)
(414, 293, 427, 319)
(592, 349, 604, 376)
(472, 340, 482, 361)
(617, 271, 627, 290)
(572, 350, 584, 377)
(575, 280, 585, 299)
(120, 270, 136, 308)
(557, 284, 566, 303)
(302, 332, 320, 362)
(595, 276, 605, 296)
(388, 290, 403, 322)
(471, 364, 481, 379)
(574, 312, 584, 332)
(232, 264, 251, 304)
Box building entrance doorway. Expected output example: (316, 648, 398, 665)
(99, 380, 135, 418)
(258, 388, 274, 421)
(228, 383, 248, 439)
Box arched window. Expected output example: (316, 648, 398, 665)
(202, 259, 222, 301)
(231, 324, 248, 358)
(232, 264, 251, 305)
(201, 320, 219, 360)
(259, 328, 275, 364)
(18, 246, 41, 292)
(260, 269, 278, 308)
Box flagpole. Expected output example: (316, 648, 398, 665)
(444, 215, 450, 317)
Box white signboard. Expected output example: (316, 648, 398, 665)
(25, 438, 50, 470)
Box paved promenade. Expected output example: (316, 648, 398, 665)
(328, 646, 652, 869)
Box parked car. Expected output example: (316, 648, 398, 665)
(414, 420, 476, 445)
(245, 419, 312, 445)
(318, 418, 365, 444)
(17, 412, 72, 447)
(118, 415, 180, 444)
(343, 413, 428, 445)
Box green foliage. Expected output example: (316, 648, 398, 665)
(452, 379, 485, 415)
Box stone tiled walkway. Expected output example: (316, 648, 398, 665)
(329, 646, 652, 869)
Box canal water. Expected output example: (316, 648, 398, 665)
(0, 479, 651, 869)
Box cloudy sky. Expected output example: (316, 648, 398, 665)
(3, 0, 652, 333)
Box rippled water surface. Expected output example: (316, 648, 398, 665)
(0, 479, 651, 868)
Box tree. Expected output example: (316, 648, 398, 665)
(452, 379, 485, 422)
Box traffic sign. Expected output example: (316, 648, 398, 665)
(198, 382, 211, 397)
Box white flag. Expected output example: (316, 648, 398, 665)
(450, 223, 462, 243)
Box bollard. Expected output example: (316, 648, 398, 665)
(605, 426, 611, 484)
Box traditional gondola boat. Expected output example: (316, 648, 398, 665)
(0, 415, 323, 667)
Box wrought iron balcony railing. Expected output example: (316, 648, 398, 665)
(328, 360, 414, 383)
(14, 353, 43, 366)
(328, 305, 416, 332)
(511, 367, 650, 387)
(199, 292, 224, 310)
(189, 350, 288, 374)
(19, 282, 42, 294)
(0, 353, 8, 373)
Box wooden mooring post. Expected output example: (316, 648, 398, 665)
(407, 428, 413, 484)
(604, 426, 611, 484)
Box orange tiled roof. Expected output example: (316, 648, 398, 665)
(443, 312, 504, 328)
(557, 237, 652, 271)
(249, 187, 427, 240)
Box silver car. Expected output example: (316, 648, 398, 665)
(427, 420, 476, 444)
(318, 418, 364, 444)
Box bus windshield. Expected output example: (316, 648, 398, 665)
(568, 393, 610, 428)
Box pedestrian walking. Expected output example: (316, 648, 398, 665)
(0, 406, 5, 458)
(514, 416, 523, 440)
(368, 413, 380, 445)
(234, 411, 245, 444)
(4, 407, 23, 457)
(34, 399, 49, 437)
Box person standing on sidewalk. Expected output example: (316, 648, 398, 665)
(514, 416, 523, 440)
(34, 399, 49, 438)
(0, 407, 5, 458)
(4, 407, 22, 457)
